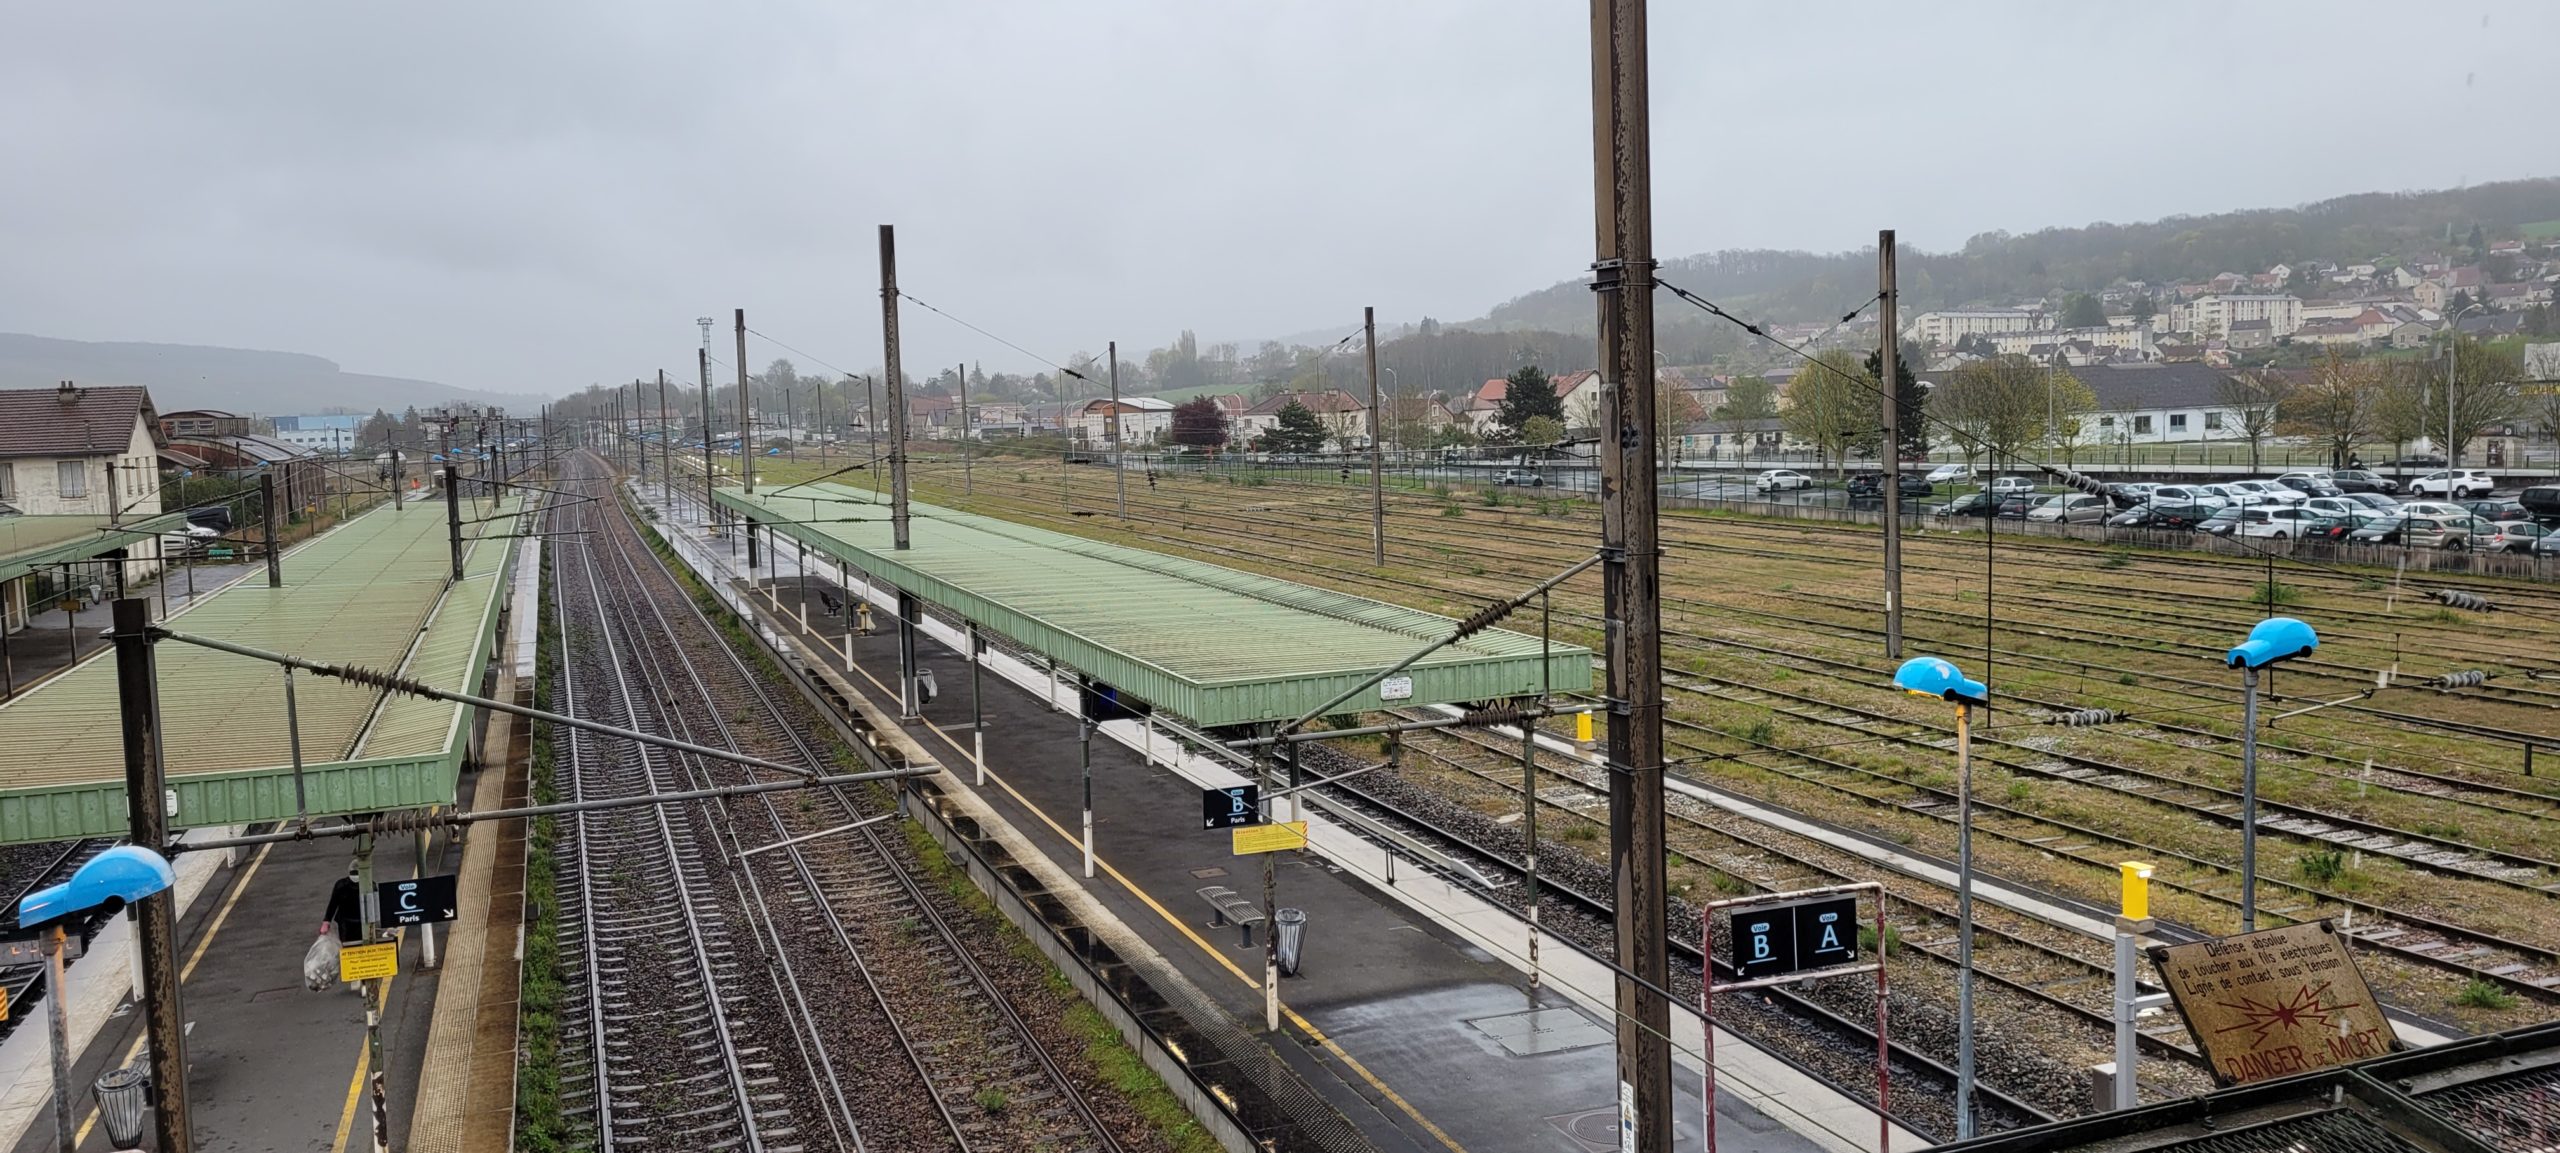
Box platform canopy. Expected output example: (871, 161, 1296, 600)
(719, 483, 1592, 728)
(0, 513, 184, 587)
(0, 498, 523, 845)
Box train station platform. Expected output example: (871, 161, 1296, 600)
(0, 496, 525, 844)
(643, 481, 1911, 1153)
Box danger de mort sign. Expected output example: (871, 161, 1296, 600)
(2150, 921, 2396, 1086)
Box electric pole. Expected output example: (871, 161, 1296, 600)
(657, 369, 672, 499)
(1591, 1, 1672, 1149)
(698, 347, 716, 528)
(113, 599, 191, 1153)
(1365, 306, 1384, 566)
(959, 361, 972, 496)
(1879, 229, 1904, 660)
(880, 226, 912, 549)
(736, 309, 753, 492)
(1110, 339, 1125, 519)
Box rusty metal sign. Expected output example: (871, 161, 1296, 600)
(2150, 921, 2396, 1085)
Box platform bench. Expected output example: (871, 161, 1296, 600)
(1196, 885, 1266, 947)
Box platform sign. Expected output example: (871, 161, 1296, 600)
(2150, 921, 2396, 1086)
(339, 941, 400, 982)
(1232, 821, 1307, 855)
(1379, 675, 1414, 701)
(376, 875, 459, 927)
(1731, 895, 1861, 982)
(1203, 785, 1262, 830)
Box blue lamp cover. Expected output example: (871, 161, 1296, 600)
(17, 845, 176, 926)
(1893, 656, 1988, 705)
(2227, 616, 2319, 669)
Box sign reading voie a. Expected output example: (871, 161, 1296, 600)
(1731, 895, 1860, 982)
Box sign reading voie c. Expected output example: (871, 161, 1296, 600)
(376, 875, 459, 927)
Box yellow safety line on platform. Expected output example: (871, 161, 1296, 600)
(74, 842, 273, 1147)
(790, 616, 1468, 1153)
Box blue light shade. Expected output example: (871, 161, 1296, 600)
(2227, 616, 2319, 670)
(1892, 656, 1988, 705)
(17, 845, 175, 925)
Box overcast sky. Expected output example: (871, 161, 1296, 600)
(5, 2, 2552, 397)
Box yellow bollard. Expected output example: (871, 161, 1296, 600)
(1574, 711, 1594, 745)
(2118, 861, 2153, 921)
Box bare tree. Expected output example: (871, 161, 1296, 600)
(1934, 355, 2090, 471)
(2374, 359, 2435, 471)
(1780, 350, 1879, 479)
(2276, 351, 2379, 469)
(2441, 337, 2527, 466)
(2215, 371, 2288, 472)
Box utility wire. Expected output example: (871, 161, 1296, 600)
(896, 290, 1088, 379)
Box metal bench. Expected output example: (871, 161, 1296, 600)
(1196, 885, 1266, 947)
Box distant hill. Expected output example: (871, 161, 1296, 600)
(0, 333, 544, 418)
(1479, 177, 2560, 335)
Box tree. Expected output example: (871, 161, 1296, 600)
(2374, 360, 2435, 467)
(1933, 355, 2081, 469)
(2440, 337, 2527, 465)
(1493, 365, 1563, 443)
(1169, 396, 1230, 449)
(1254, 401, 1330, 454)
(1519, 415, 1565, 448)
(2128, 294, 2157, 325)
(2215, 371, 2289, 472)
(2061, 292, 2107, 329)
(2526, 303, 2556, 337)
(1865, 349, 1928, 460)
(2448, 289, 2477, 316)
(1781, 351, 1880, 478)
(2277, 352, 2382, 469)
(2466, 223, 2487, 256)
(1714, 375, 1778, 441)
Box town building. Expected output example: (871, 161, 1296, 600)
(0, 383, 169, 622)
(1237, 390, 1367, 446)
(1071, 396, 1175, 446)
(2171, 294, 2303, 339)
(270, 413, 368, 454)
(2075, 363, 2255, 445)
(1903, 309, 2044, 345)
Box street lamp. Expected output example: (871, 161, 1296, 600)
(1891, 655, 1988, 1139)
(19, 846, 177, 1153)
(2224, 617, 2318, 932)
(2445, 303, 2485, 469)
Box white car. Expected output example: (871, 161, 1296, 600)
(2298, 497, 2361, 519)
(2228, 479, 2307, 504)
(2237, 506, 2323, 539)
(2026, 493, 2109, 523)
(2274, 470, 2334, 486)
(1987, 476, 2036, 496)
(2149, 484, 2226, 510)
(2400, 500, 2470, 519)
(2407, 469, 2495, 499)
(1753, 469, 1815, 493)
(1924, 462, 1975, 484)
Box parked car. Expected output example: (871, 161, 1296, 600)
(2237, 506, 2324, 539)
(1936, 493, 1997, 518)
(1995, 494, 2038, 519)
(2195, 506, 2247, 536)
(2464, 500, 2529, 522)
(160, 522, 222, 554)
(2344, 492, 2401, 512)
(1846, 472, 1932, 499)
(2520, 485, 2560, 522)
(2227, 479, 2307, 504)
(2330, 470, 2398, 495)
(2536, 532, 2560, 558)
(1754, 469, 1815, 493)
(2482, 522, 2552, 552)
(1494, 468, 1545, 487)
(2399, 500, 2471, 519)
(2350, 514, 2480, 549)
(2026, 493, 2109, 524)
(2110, 504, 2213, 530)
(2111, 481, 2161, 503)
(1987, 476, 2036, 496)
(2388, 453, 2448, 469)
(2407, 469, 2495, 499)
(1924, 462, 1975, 484)
(2300, 512, 2384, 541)
(2298, 497, 2361, 519)
(2149, 485, 2225, 511)
(2272, 476, 2343, 498)
(2276, 470, 2335, 484)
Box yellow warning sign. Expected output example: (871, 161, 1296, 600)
(338, 941, 400, 982)
(1232, 821, 1308, 855)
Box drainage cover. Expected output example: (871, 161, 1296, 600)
(1468, 1008, 1612, 1057)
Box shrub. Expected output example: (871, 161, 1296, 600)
(2298, 848, 2347, 884)
(2455, 980, 2518, 1011)
(2252, 580, 2302, 608)
(1857, 924, 1901, 957)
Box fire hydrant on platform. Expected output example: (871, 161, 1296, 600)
(855, 601, 875, 635)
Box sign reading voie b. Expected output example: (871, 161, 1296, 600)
(2150, 921, 2396, 1086)
(1731, 895, 1860, 982)
(1202, 785, 1261, 830)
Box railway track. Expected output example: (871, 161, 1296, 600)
(885, 464, 2560, 1017)
(0, 839, 114, 1044)
(554, 452, 1128, 1152)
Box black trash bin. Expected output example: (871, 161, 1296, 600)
(1274, 907, 1308, 977)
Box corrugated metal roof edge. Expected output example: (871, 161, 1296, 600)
(348, 503, 523, 758)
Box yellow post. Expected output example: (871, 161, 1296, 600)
(1574, 710, 1594, 745)
(2118, 861, 2153, 921)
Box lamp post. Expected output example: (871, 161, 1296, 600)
(2224, 617, 2319, 932)
(2444, 304, 2484, 469)
(1892, 655, 1988, 1139)
(17, 845, 177, 1153)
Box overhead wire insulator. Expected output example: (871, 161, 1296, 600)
(2433, 670, 2489, 689)
(2054, 707, 2123, 728)
(2432, 589, 2496, 612)
(2038, 464, 2112, 498)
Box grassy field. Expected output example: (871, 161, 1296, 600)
(746, 448, 2560, 1031)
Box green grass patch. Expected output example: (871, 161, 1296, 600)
(2297, 848, 2348, 885)
(2455, 979, 2520, 1011)
(516, 545, 589, 1152)
(2521, 219, 2560, 240)
(2251, 580, 2303, 608)
(1857, 924, 1901, 957)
